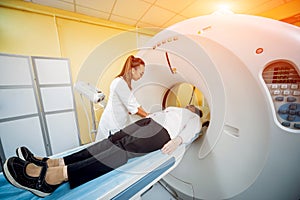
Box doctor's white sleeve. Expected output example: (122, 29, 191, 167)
(178, 116, 201, 144)
(115, 81, 140, 114)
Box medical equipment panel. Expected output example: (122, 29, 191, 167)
(262, 60, 300, 130)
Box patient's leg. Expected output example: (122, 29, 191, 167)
(64, 118, 152, 164)
(17, 146, 62, 167)
(19, 137, 117, 167)
(63, 138, 115, 165)
(45, 118, 162, 168)
(67, 142, 128, 188)
(66, 121, 171, 188)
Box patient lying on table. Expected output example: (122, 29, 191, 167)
(3, 105, 202, 197)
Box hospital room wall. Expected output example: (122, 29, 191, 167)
(0, 1, 153, 144)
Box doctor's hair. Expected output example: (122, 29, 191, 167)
(116, 55, 145, 89)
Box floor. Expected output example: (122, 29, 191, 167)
(141, 182, 177, 200)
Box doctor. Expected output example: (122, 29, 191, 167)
(96, 55, 148, 141)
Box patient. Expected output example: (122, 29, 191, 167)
(3, 105, 203, 197)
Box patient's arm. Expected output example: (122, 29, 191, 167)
(178, 116, 201, 144)
(161, 136, 182, 155)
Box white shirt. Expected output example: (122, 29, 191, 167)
(96, 77, 140, 141)
(149, 107, 201, 144)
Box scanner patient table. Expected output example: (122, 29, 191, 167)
(0, 142, 187, 200)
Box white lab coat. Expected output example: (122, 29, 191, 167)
(96, 77, 140, 141)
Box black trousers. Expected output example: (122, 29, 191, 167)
(64, 118, 171, 188)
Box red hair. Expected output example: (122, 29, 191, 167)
(117, 55, 145, 90)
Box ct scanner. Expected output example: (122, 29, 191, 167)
(48, 13, 300, 200)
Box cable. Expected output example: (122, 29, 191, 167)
(165, 52, 175, 74)
(188, 86, 196, 105)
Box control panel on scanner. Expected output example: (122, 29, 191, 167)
(262, 60, 300, 130)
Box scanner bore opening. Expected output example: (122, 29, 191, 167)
(162, 82, 210, 131)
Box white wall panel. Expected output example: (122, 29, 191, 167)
(0, 89, 38, 119)
(41, 87, 74, 112)
(34, 58, 71, 84)
(0, 117, 46, 158)
(46, 112, 79, 154)
(0, 55, 32, 86)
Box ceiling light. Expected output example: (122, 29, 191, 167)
(212, 4, 234, 15)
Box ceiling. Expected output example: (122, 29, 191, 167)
(24, 0, 296, 28)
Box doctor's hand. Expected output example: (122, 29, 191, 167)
(161, 136, 182, 155)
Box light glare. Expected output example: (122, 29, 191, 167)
(213, 4, 234, 15)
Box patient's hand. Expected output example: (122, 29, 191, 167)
(161, 136, 182, 155)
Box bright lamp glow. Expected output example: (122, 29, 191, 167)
(213, 4, 234, 15)
(218, 4, 230, 10)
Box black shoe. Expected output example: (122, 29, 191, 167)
(3, 157, 60, 197)
(16, 146, 49, 166)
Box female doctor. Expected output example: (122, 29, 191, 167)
(95, 55, 148, 141)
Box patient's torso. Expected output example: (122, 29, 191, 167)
(149, 107, 192, 139)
